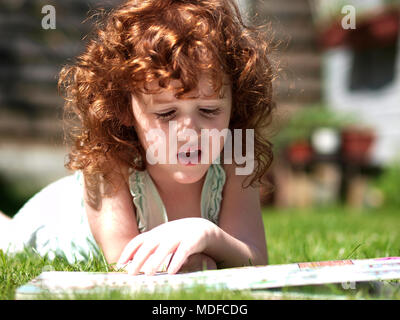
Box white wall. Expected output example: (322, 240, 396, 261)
(323, 34, 400, 165)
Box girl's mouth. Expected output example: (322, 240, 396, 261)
(177, 149, 201, 166)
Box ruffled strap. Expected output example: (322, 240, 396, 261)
(129, 169, 146, 233)
(200, 163, 226, 225)
(129, 163, 226, 232)
(128, 168, 168, 233)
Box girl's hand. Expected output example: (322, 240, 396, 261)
(117, 217, 217, 275)
(178, 253, 217, 273)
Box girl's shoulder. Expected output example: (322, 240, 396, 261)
(221, 162, 256, 190)
(81, 160, 132, 209)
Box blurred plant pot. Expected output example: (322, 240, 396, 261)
(286, 140, 313, 166)
(341, 127, 375, 164)
(368, 10, 399, 46)
(319, 22, 347, 48)
(319, 10, 399, 50)
(347, 10, 400, 49)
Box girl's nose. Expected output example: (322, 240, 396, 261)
(178, 116, 200, 133)
(176, 115, 201, 139)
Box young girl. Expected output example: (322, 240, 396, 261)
(0, 0, 275, 275)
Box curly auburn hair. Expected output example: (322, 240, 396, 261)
(58, 0, 276, 207)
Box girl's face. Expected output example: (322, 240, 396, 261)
(131, 73, 232, 184)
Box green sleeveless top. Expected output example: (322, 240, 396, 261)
(128, 163, 226, 233)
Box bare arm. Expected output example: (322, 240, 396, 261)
(117, 163, 268, 275)
(203, 163, 268, 268)
(83, 163, 140, 264)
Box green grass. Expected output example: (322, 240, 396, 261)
(263, 206, 400, 265)
(1, 206, 399, 300)
(32, 285, 257, 300)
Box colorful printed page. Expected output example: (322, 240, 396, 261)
(15, 257, 400, 299)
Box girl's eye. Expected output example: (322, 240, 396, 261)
(200, 108, 221, 117)
(155, 110, 176, 120)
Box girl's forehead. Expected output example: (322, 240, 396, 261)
(140, 75, 231, 107)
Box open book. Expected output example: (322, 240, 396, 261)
(16, 257, 400, 299)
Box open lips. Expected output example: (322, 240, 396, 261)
(177, 148, 202, 165)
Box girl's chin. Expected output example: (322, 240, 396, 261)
(172, 164, 210, 184)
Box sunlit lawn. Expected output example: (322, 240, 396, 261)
(1, 206, 399, 300)
(263, 206, 400, 265)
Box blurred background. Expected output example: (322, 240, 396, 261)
(0, 0, 399, 217)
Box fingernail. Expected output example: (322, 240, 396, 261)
(116, 260, 123, 267)
(117, 260, 131, 270)
(116, 263, 124, 269)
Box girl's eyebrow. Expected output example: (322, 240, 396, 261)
(152, 84, 230, 105)
(153, 97, 227, 105)
(152, 97, 175, 105)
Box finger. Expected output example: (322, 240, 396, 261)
(176, 253, 204, 273)
(126, 241, 159, 275)
(117, 233, 146, 266)
(141, 243, 179, 275)
(141, 252, 173, 275)
(167, 243, 192, 275)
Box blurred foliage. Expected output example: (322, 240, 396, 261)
(372, 159, 400, 209)
(271, 104, 357, 153)
(0, 175, 39, 218)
